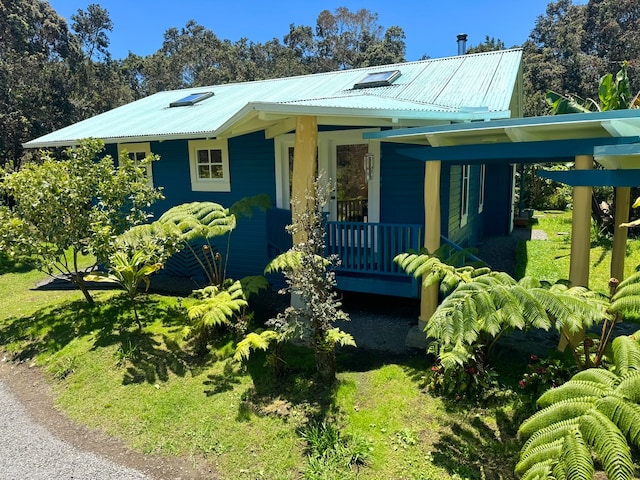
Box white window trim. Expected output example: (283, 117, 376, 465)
(460, 164, 470, 227)
(118, 142, 154, 187)
(188, 138, 230, 192)
(478, 164, 486, 214)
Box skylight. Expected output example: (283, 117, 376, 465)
(353, 70, 401, 89)
(169, 91, 214, 107)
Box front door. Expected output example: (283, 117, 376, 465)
(325, 130, 380, 223)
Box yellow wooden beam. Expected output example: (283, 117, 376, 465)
(562, 154, 594, 351)
(420, 160, 442, 323)
(291, 116, 318, 245)
(611, 186, 631, 282)
(569, 155, 594, 288)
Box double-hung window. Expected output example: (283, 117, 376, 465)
(460, 164, 470, 227)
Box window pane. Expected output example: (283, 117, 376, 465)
(197, 149, 209, 164)
(211, 165, 223, 178)
(198, 165, 210, 178)
(135, 152, 146, 161)
(210, 149, 222, 164)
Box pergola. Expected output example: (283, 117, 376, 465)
(364, 109, 640, 339)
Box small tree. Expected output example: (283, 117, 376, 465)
(262, 173, 355, 381)
(0, 139, 163, 304)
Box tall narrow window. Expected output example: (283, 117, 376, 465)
(460, 164, 470, 227)
(478, 164, 486, 213)
(188, 139, 230, 192)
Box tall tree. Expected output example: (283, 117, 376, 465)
(0, 0, 77, 169)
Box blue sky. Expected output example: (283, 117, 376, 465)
(48, 0, 588, 62)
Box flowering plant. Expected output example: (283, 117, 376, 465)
(518, 354, 576, 397)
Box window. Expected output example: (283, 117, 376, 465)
(460, 164, 470, 227)
(118, 142, 153, 187)
(188, 139, 230, 192)
(478, 164, 486, 213)
(354, 70, 401, 89)
(169, 91, 214, 107)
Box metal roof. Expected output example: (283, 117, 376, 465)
(24, 49, 523, 148)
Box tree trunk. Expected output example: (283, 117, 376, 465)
(73, 276, 94, 305)
(315, 349, 336, 382)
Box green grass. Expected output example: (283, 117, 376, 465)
(515, 210, 640, 294)
(3, 214, 640, 478)
(0, 253, 525, 479)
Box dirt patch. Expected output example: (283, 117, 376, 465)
(0, 355, 217, 480)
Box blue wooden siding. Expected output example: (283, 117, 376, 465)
(379, 143, 425, 225)
(107, 132, 277, 281)
(447, 164, 483, 247)
(484, 164, 514, 236)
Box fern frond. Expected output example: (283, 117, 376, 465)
(518, 399, 594, 438)
(233, 330, 280, 362)
(596, 395, 640, 448)
(325, 327, 356, 348)
(536, 380, 607, 408)
(615, 371, 640, 403)
(238, 275, 269, 300)
(265, 251, 304, 273)
(158, 202, 236, 242)
(228, 194, 271, 219)
(187, 290, 247, 327)
(612, 335, 640, 376)
(579, 410, 634, 480)
(438, 343, 473, 370)
(559, 428, 593, 480)
(572, 368, 619, 387)
(609, 295, 640, 317)
(516, 438, 564, 475)
(520, 460, 555, 480)
(521, 418, 582, 453)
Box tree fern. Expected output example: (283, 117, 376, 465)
(611, 334, 640, 377)
(517, 333, 640, 479)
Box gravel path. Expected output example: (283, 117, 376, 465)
(0, 380, 150, 480)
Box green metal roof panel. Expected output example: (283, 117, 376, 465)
(24, 49, 523, 148)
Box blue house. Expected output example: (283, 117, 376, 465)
(24, 49, 524, 303)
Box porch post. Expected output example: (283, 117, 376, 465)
(562, 154, 593, 350)
(569, 155, 594, 288)
(291, 116, 318, 245)
(611, 186, 631, 283)
(420, 160, 442, 323)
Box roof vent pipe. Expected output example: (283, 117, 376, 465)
(457, 33, 468, 55)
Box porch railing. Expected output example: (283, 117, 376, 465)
(266, 209, 422, 276)
(325, 221, 422, 275)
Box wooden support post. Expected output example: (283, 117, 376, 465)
(561, 154, 593, 351)
(569, 155, 593, 288)
(611, 186, 631, 283)
(420, 160, 442, 323)
(291, 116, 318, 245)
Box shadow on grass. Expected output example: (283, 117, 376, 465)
(0, 293, 210, 385)
(431, 411, 522, 480)
(0, 253, 35, 275)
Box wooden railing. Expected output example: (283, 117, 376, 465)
(336, 199, 367, 222)
(325, 221, 422, 275)
(267, 208, 422, 276)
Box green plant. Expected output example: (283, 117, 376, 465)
(263, 173, 355, 382)
(0, 139, 163, 303)
(300, 422, 372, 479)
(426, 356, 500, 401)
(157, 196, 270, 287)
(85, 250, 163, 328)
(516, 330, 640, 480)
(518, 354, 577, 398)
(186, 276, 268, 355)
